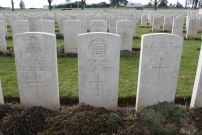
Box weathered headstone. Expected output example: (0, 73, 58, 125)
(37, 20, 55, 34)
(190, 45, 202, 108)
(0, 81, 4, 104)
(78, 33, 121, 111)
(28, 16, 38, 32)
(116, 20, 134, 51)
(136, 33, 183, 111)
(0, 17, 7, 37)
(90, 20, 107, 32)
(186, 18, 199, 39)
(12, 20, 29, 35)
(13, 32, 60, 111)
(141, 14, 147, 27)
(172, 18, 184, 36)
(163, 16, 172, 31)
(109, 17, 117, 33)
(152, 17, 161, 32)
(63, 20, 81, 54)
(0, 21, 7, 53)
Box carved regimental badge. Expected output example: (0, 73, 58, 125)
(89, 38, 108, 57)
(27, 34, 41, 57)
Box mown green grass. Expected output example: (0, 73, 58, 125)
(0, 21, 201, 100)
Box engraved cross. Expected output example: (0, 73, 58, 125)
(90, 73, 106, 97)
(152, 58, 169, 85)
(28, 73, 46, 99)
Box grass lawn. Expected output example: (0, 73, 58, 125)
(0, 19, 201, 101)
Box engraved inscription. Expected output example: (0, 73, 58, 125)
(90, 73, 106, 97)
(27, 35, 41, 57)
(28, 73, 46, 99)
(89, 38, 108, 57)
(144, 42, 181, 49)
(152, 58, 169, 85)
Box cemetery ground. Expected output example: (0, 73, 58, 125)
(0, 18, 202, 134)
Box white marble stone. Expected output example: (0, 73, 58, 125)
(152, 17, 161, 32)
(0, 17, 7, 37)
(109, 17, 117, 34)
(90, 20, 107, 32)
(141, 14, 147, 27)
(10, 16, 22, 27)
(77, 16, 87, 33)
(190, 45, 202, 108)
(136, 33, 184, 111)
(63, 20, 81, 54)
(125, 17, 137, 37)
(59, 15, 70, 34)
(116, 20, 134, 51)
(172, 18, 184, 36)
(0, 21, 7, 53)
(186, 18, 199, 39)
(37, 20, 55, 34)
(198, 18, 202, 32)
(163, 16, 172, 31)
(78, 33, 121, 111)
(12, 20, 29, 35)
(13, 32, 60, 111)
(28, 16, 38, 32)
(0, 81, 4, 104)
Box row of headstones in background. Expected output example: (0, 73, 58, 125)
(63, 20, 134, 54)
(12, 32, 202, 112)
(12, 20, 55, 35)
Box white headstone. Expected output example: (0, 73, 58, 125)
(190, 45, 202, 108)
(63, 20, 81, 54)
(13, 32, 60, 111)
(163, 16, 172, 31)
(116, 20, 134, 51)
(186, 18, 199, 39)
(37, 20, 55, 34)
(172, 18, 184, 36)
(12, 20, 29, 35)
(125, 17, 137, 37)
(0, 81, 4, 104)
(78, 33, 121, 111)
(28, 16, 38, 32)
(0, 17, 7, 37)
(152, 17, 161, 32)
(0, 21, 7, 53)
(90, 20, 107, 32)
(141, 14, 147, 27)
(109, 17, 117, 34)
(136, 33, 184, 111)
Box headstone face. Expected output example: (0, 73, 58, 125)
(172, 18, 184, 36)
(77, 16, 87, 33)
(0, 21, 7, 53)
(186, 18, 199, 39)
(116, 20, 134, 51)
(136, 33, 184, 111)
(90, 20, 107, 32)
(13, 32, 60, 111)
(190, 45, 202, 108)
(28, 16, 38, 32)
(152, 17, 161, 32)
(141, 14, 147, 27)
(37, 20, 55, 34)
(78, 33, 121, 111)
(163, 16, 172, 31)
(12, 20, 29, 35)
(0, 17, 7, 37)
(109, 17, 118, 33)
(63, 20, 81, 54)
(0, 81, 4, 104)
(58, 15, 70, 34)
(10, 16, 22, 27)
(125, 17, 137, 37)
